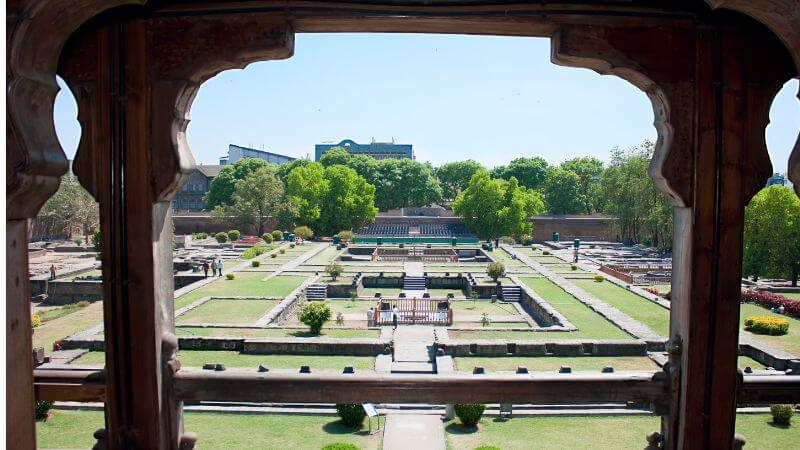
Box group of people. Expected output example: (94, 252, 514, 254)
(201, 256, 225, 278)
(366, 305, 401, 329)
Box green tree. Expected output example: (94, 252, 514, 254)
(560, 157, 604, 213)
(492, 156, 550, 190)
(373, 158, 442, 210)
(599, 141, 673, 249)
(211, 166, 284, 235)
(436, 160, 485, 203)
(297, 302, 332, 335)
(347, 154, 380, 185)
(743, 185, 800, 285)
(285, 162, 328, 226)
(277, 158, 311, 183)
(205, 158, 270, 208)
(319, 147, 352, 167)
(36, 174, 99, 240)
(453, 171, 544, 242)
(487, 261, 505, 282)
(318, 166, 378, 235)
(543, 167, 587, 215)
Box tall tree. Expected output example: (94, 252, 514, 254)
(317, 165, 378, 235)
(743, 185, 800, 285)
(277, 158, 311, 183)
(543, 167, 587, 215)
(373, 158, 442, 210)
(36, 174, 99, 240)
(211, 165, 284, 234)
(205, 158, 271, 208)
(492, 156, 550, 190)
(436, 160, 485, 203)
(318, 147, 352, 167)
(347, 154, 380, 186)
(560, 157, 604, 213)
(285, 162, 328, 226)
(453, 171, 544, 242)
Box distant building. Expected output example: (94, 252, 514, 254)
(172, 165, 221, 211)
(315, 139, 413, 161)
(766, 173, 787, 187)
(221, 144, 296, 166)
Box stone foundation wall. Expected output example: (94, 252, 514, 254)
(439, 339, 647, 357)
(244, 338, 390, 356)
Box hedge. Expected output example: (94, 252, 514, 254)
(744, 316, 789, 335)
(741, 289, 800, 319)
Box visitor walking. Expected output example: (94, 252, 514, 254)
(217, 258, 224, 277)
(49, 264, 57, 280)
(573, 248, 579, 263)
(202, 260, 209, 278)
(211, 258, 218, 277)
(392, 306, 399, 329)
(367, 307, 374, 327)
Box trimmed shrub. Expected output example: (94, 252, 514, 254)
(335, 404, 366, 428)
(31, 314, 41, 328)
(225, 273, 235, 280)
(542, 250, 551, 255)
(570, 264, 578, 271)
(279, 248, 286, 254)
(499, 236, 516, 245)
(293, 226, 314, 240)
(322, 444, 360, 450)
(227, 230, 241, 241)
(454, 403, 486, 428)
(298, 302, 332, 335)
(241, 246, 267, 259)
(594, 275, 605, 282)
(271, 253, 278, 259)
(770, 404, 794, 425)
(487, 262, 505, 282)
(92, 228, 102, 252)
(262, 233, 274, 244)
(76, 300, 91, 307)
(272, 230, 284, 241)
(192, 232, 208, 240)
(290, 243, 296, 248)
(744, 316, 789, 335)
(251, 260, 260, 267)
(741, 289, 800, 319)
(35, 400, 54, 421)
(520, 236, 533, 246)
(326, 262, 344, 281)
(215, 232, 228, 243)
(74, 237, 83, 246)
(337, 230, 354, 242)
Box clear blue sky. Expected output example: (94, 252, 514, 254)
(55, 33, 798, 172)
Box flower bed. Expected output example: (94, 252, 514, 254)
(740, 290, 800, 319)
(744, 316, 789, 335)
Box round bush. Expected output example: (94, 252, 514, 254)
(298, 302, 332, 335)
(31, 314, 42, 328)
(542, 250, 551, 255)
(593, 275, 605, 282)
(215, 232, 228, 243)
(35, 400, 54, 421)
(486, 262, 505, 282)
(744, 316, 789, 335)
(570, 264, 578, 271)
(290, 243, 296, 248)
(279, 249, 286, 254)
(454, 404, 486, 428)
(227, 230, 241, 241)
(520, 236, 533, 246)
(337, 230, 354, 241)
(271, 253, 278, 259)
(272, 230, 284, 241)
(262, 233, 274, 244)
(294, 226, 314, 240)
(251, 260, 260, 267)
(770, 404, 794, 425)
(322, 444, 360, 450)
(335, 404, 366, 428)
(225, 273, 235, 280)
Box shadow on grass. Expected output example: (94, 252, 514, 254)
(322, 420, 371, 436)
(767, 421, 793, 430)
(288, 331, 323, 338)
(445, 423, 479, 435)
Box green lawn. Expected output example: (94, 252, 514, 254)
(32, 301, 103, 351)
(36, 302, 91, 323)
(651, 284, 671, 294)
(361, 287, 402, 297)
(324, 300, 374, 315)
(450, 301, 520, 315)
(455, 356, 658, 372)
(452, 321, 531, 329)
(175, 274, 307, 310)
(445, 414, 798, 450)
(176, 299, 278, 325)
(572, 279, 670, 337)
(518, 278, 632, 340)
(175, 327, 379, 339)
(740, 303, 800, 355)
(72, 350, 375, 370)
(781, 292, 800, 300)
(306, 245, 341, 264)
(37, 410, 384, 450)
(739, 355, 766, 370)
(490, 250, 527, 266)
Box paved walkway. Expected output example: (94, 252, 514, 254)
(383, 414, 446, 450)
(404, 261, 425, 277)
(393, 326, 434, 362)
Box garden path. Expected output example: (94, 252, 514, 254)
(383, 414, 446, 450)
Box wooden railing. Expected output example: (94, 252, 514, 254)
(373, 298, 452, 325)
(34, 369, 800, 406)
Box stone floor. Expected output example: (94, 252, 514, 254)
(383, 414, 446, 450)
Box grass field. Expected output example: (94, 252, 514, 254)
(518, 278, 632, 340)
(72, 350, 375, 370)
(451, 321, 531, 329)
(36, 302, 91, 323)
(444, 414, 798, 450)
(740, 303, 800, 355)
(781, 292, 800, 300)
(738, 355, 766, 370)
(176, 299, 278, 324)
(572, 279, 670, 337)
(324, 299, 374, 315)
(32, 301, 103, 351)
(37, 410, 384, 450)
(305, 245, 341, 264)
(174, 274, 307, 310)
(455, 356, 658, 372)
(450, 300, 520, 315)
(175, 327, 379, 339)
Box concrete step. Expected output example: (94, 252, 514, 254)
(390, 362, 436, 374)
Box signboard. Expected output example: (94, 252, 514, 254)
(363, 403, 378, 417)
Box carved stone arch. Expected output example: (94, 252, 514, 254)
(551, 24, 695, 207)
(703, 0, 800, 194)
